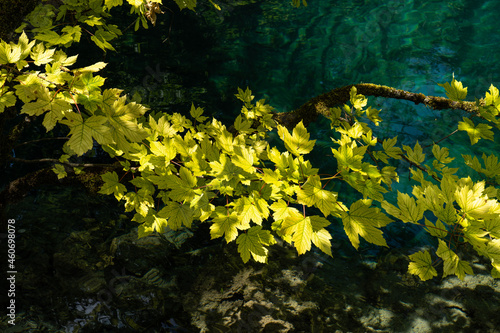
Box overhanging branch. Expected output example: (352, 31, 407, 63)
(274, 83, 481, 129)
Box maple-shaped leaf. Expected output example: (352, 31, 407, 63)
(231, 145, 256, 174)
(173, 0, 197, 10)
(237, 226, 276, 263)
(99, 171, 127, 200)
(0, 91, 16, 113)
(408, 250, 438, 281)
(310, 215, 333, 257)
(403, 141, 425, 165)
(123, 191, 154, 217)
(106, 96, 148, 143)
(436, 239, 473, 280)
(341, 200, 392, 250)
(0, 40, 22, 64)
(454, 181, 499, 218)
(60, 113, 113, 156)
(432, 144, 454, 164)
(279, 213, 314, 255)
(296, 175, 338, 216)
(458, 117, 494, 145)
(231, 194, 270, 226)
(424, 218, 448, 238)
(30, 43, 55, 66)
(382, 136, 403, 159)
(438, 74, 467, 101)
(150, 140, 177, 160)
(210, 209, 240, 242)
(277, 121, 316, 156)
(158, 201, 193, 230)
(382, 192, 424, 223)
(331, 143, 365, 171)
(270, 200, 301, 222)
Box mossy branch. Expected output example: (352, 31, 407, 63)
(274, 83, 481, 129)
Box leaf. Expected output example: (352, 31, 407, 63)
(270, 200, 301, 222)
(349, 86, 367, 110)
(424, 218, 448, 238)
(277, 121, 316, 156)
(60, 113, 113, 156)
(35, 30, 73, 46)
(432, 144, 454, 164)
(382, 192, 424, 223)
(75, 62, 108, 73)
(158, 201, 193, 230)
(231, 145, 256, 174)
(0, 91, 16, 113)
(436, 239, 473, 280)
(458, 117, 494, 145)
(210, 210, 240, 243)
(0, 41, 22, 64)
(438, 74, 467, 101)
(237, 226, 275, 263)
(30, 43, 55, 66)
(382, 136, 403, 159)
(189, 103, 208, 122)
(403, 141, 425, 165)
(296, 175, 338, 216)
(173, 0, 197, 10)
(105, 0, 124, 9)
(280, 214, 313, 255)
(408, 250, 438, 281)
(232, 194, 270, 226)
(99, 171, 127, 200)
(341, 200, 392, 250)
(310, 216, 333, 257)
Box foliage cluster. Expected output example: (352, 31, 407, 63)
(1, 0, 500, 281)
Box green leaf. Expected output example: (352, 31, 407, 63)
(382, 192, 424, 223)
(232, 195, 269, 226)
(210, 209, 240, 242)
(99, 171, 127, 200)
(52, 164, 67, 179)
(35, 30, 73, 46)
(158, 201, 193, 230)
(175, 0, 198, 10)
(75, 62, 107, 73)
(424, 218, 448, 238)
(436, 239, 473, 280)
(382, 136, 403, 159)
(105, 0, 123, 9)
(30, 43, 55, 66)
(60, 113, 113, 156)
(0, 41, 22, 64)
(237, 226, 275, 263)
(349, 86, 367, 110)
(296, 175, 338, 217)
(280, 214, 313, 255)
(408, 250, 437, 281)
(310, 215, 332, 257)
(403, 141, 425, 165)
(189, 103, 208, 122)
(341, 200, 392, 250)
(432, 144, 454, 164)
(0, 91, 16, 113)
(458, 117, 494, 145)
(438, 74, 467, 101)
(277, 121, 316, 156)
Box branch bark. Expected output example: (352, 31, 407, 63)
(274, 83, 481, 129)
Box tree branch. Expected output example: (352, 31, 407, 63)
(274, 83, 481, 129)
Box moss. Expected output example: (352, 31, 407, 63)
(0, 0, 38, 41)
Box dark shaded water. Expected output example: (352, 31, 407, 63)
(3, 0, 500, 331)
